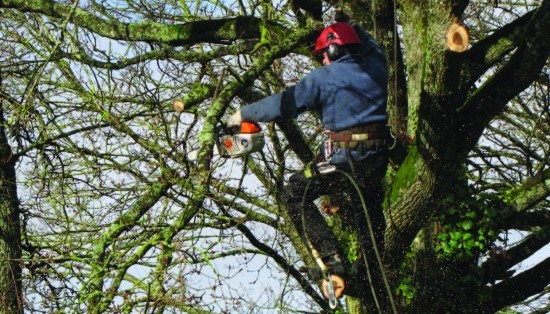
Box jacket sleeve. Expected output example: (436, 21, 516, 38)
(240, 93, 284, 122)
(240, 70, 323, 122)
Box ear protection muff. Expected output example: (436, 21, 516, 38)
(326, 32, 343, 61)
(327, 43, 343, 61)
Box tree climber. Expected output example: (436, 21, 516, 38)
(227, 22, 390, 300)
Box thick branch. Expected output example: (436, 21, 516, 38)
(500, 167, 550, 219)
(484, 257, 550, 313)
(461, 7, 538, 90)
(480, 225, 550, 283)
(0, 0, 263, 45)
(291, 0, 323, 20)
(457, 0, 550, 153)
(54, 42, 256, 70)
(384, 152, 438, 271)
(510, 167, 550, 211)
(503, 211, 550, 231)
(275, 120, 315, 163)
(0, 97, 23, 314)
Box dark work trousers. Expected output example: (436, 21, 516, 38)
(283, 149, 389, 262)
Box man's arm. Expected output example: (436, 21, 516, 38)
(227, 93, 283, 127)
(240, 93, 284, 122)
(228, 69, 322, 127)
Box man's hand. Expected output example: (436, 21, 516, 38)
(227, 109, 242, 128)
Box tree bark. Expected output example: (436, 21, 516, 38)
(0, 101, 23, 313)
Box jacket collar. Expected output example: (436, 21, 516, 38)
(332, 54, 362, 64)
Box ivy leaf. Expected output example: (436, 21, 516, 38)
(451, 231, 462, 240)
(459, 220, 474, 230)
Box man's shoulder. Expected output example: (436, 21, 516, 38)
(306, 65, 332, 79)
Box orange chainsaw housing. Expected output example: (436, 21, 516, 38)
(217, 122, 265, 158)
(240, 121, 262, 134)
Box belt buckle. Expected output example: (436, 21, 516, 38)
(351, 133, 369, 141)
(316, 161, 336, 174)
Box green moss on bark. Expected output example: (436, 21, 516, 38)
(386, 144, 420, 207)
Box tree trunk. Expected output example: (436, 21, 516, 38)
(411, 223, 486, 314)
(0, 102, 23, 313)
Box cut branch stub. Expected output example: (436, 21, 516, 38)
(173, 99, 185, 112)
(446, 22, 470, 52)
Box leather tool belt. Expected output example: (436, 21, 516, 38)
(328, 123, 390, 149)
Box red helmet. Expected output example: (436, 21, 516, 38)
(313, 22, 361, 54)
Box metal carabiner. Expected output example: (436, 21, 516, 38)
(310, 244, 339, 309)
(325, 272, 338, 309)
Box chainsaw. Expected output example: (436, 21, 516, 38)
(215, 121, 265, 158)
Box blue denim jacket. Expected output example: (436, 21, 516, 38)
(240, 27, 388, 164)
(241, 55, 388, 130)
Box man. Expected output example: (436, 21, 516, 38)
(228, 22, 390, 299)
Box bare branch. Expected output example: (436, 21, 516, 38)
(0, 0, 264, 46)
(457, 0, 550, 153)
